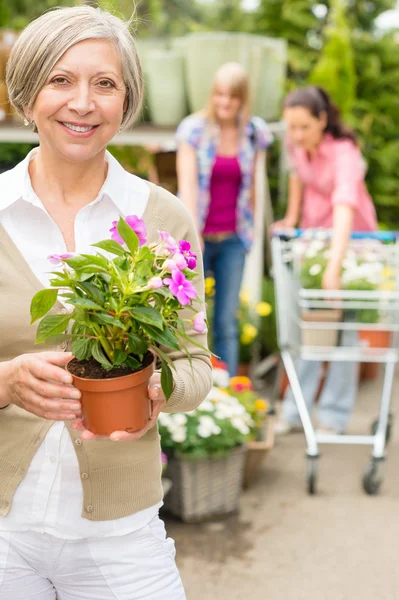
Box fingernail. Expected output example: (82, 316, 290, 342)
(71, 404, 81, 411)
(152, 385, 160, 399)
(63, 376, 72, 384)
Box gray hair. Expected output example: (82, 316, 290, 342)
(6, 5, 143, 130)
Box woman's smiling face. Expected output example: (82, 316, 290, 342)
(26, 38, 127, 162)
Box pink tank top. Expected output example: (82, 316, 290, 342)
(203, 155, 242, 234)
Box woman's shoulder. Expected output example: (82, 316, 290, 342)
(176, 112, 208, 147)
(325, 134, 358, 154)
(145, 182, 197, 239)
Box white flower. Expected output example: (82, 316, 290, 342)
(171, 426, 187, 443)
(212, 368, 230, 388)
(172, 414, 187, 427)
(309, 264, 322, 276)
(197, 399, 215, 412)
(231, 417, 251, 435)
(197, 415, 221, 438)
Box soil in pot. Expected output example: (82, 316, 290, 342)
(67, 351, 154, 436)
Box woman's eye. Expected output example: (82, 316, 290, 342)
(99, 80, 114, 88)
(52, 77, 68, 85)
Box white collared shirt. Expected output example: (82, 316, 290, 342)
(0, 149, 161, 539)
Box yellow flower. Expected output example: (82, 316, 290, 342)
(382, 267, 395, 280)
(256, 302, 272, 317)
(380, 281, 396, 292)
(205, 277, 215, 296)
(242, 323, 257, 339)
(255, 399, 269, 412)
(239, 289, 250, 305)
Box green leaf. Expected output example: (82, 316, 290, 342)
(91, 312, 125, 329)
(77, 282, 105, 305)
(117, 217, 139, 254)
(113, 349, 128, 365)
(43, 333, 72, 346)
(126, 355, 141, 369)
(141, 323, 180, 351)
(80, 254, 109, 269)
(67, 298, 104, 311)
(72, 337, 93, 360)
(127, 333, 148, 355)
(30, 289, 59, 323)
(151, 345, 176, 371)
(128, 306, 164, 330)
(161, 362, 174, 400)
(92, 340, 113, 369)
(63, 256, 92, 270)
(91, 240, 126, 257)
(35, 313, 72, 344)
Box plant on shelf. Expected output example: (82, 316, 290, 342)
(228, 376, 271, 443)
(30, 215, 207, 435)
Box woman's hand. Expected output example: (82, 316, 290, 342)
(270, 215, 297, 232)
(0, 352, 82, 420)
(71, 372, 166, 441)
(322, 262, 341, 291)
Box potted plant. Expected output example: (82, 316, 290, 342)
(30, 215, 207, 436)
(158, 386, 252, 522)
(228, 375, 274, 489)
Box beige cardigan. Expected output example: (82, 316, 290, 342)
(0, 181, 212, 521)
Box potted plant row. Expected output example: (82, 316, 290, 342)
(30, 215, 207, 436)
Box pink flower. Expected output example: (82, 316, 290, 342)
(110, 215, 147, 246)
(164, 259, 178, 271)
(48, 253, 73, 265)
(179, 240, 197, 270)
(158, 231, 179, 254)
(164, 270, 197, 306)
(173, 253, 188, 270)
(193, 311, 208, 334)
(148, 276, 163, 289)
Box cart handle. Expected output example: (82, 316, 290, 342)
(272, 228, 397, 242)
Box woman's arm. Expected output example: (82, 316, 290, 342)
(323, 203, 354, 290)
(273, 173, 303, 228)
(176, 141, 200, 228)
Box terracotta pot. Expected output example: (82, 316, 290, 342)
(301, 309, 342, 347)
(68, 358, 154, 436)
(359, 329, 391, 349)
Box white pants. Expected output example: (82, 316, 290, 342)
(0, 517, 186, 600)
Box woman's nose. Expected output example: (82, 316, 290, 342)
(67, 84, 96, 115)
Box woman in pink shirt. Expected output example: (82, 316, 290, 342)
(275, 86, 378, 435)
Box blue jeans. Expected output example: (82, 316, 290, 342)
(203, 235, 246, 376)
(282, 330, 359, 432)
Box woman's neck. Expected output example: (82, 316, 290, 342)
(29, 144, 108, 211)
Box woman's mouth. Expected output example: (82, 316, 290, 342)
(59, 121, 99, 137)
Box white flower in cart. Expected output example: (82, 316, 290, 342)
(212, 368, 230, 388)
(231, 416, 251, 435)
(171, 426, 187, 443)
(309, 263, 322, 276)
(197, 415, 221, 438)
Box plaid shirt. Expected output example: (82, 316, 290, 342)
(176, 114, 273, 250)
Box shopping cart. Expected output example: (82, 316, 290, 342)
(271, 229, 399, 495)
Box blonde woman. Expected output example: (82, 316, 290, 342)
(0, 6, 211, 599)
(176, 63, 273, 376)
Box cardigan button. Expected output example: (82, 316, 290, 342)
(87, 505, 94, 513)
(60, 342, 68, 351)
(82, 472, 89, 480)
(60, 308, 68, 315)
(75, 439, 82, 446)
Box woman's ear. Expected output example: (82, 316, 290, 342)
(319, 110, 328, 130)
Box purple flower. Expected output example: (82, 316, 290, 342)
(164, 259, 178, 271)
(164, 270, 197, 306)
(161, 451, 168, 465)
(193, 311, 208, 334)
(48, 253, 73, 265)
(158, 231, 179, 254)
(179, 239, 197, 270)
(173, 253, 188, 270)
(110, 215, 147, 246)
(148, 276, 163, 289)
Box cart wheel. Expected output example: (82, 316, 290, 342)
(363, 462, 382, 495)
(371, 414, 393, 444)
(307, 460, 318, 495)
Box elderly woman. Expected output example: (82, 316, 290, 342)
(0, 6, 211, 599)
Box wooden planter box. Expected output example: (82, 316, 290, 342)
(163, 446, 247, 523)
(243, 415, 275, 489)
